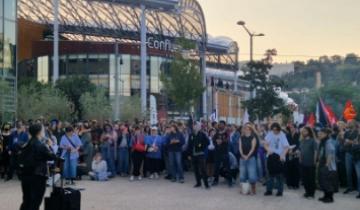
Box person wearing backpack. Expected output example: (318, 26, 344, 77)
(19, 123, 57, 210)
(60, 126, 82, 185)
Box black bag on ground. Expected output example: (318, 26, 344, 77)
(267, 153, 284, 176)
(44, 158, 81, 210)
(44, 187, 81, 210)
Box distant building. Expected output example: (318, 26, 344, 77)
(18, 0, 249, 120)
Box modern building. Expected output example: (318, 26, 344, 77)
(18, 0, 248, 121)
(0, 0, 17, 122)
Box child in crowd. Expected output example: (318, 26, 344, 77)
(89, 152, 109, 181)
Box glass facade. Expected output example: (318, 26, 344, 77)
(0, 0, 17, 122)
(34, 53, 171, 99)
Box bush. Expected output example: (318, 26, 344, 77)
(17, 82, 73, 121)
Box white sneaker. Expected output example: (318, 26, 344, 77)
(138, 176, 142, 181)
(129, 176, 134, 181)
(149, 174, 154, 179)
(154, 173, 159, 179)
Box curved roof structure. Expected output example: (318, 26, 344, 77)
(206, 36, 239, 71)
(208, 36, 238, 53)
(18, 0, 239, 71)
(18, 0, 206, 42)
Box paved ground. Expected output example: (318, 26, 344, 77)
(1, 174, 359, 210)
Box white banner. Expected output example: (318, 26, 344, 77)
(150, 95, 158, 126)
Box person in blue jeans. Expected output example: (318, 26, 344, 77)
(165, 124, 185, 183)
(264, 123, 289, 197)
(100, 124, 117, 177)
(239, 124, 258, 195)
(60, 126, 82, 185)
(117, 126, 131, 176)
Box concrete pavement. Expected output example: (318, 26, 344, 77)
(0, 174, 359, 210)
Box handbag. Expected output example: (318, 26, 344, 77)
(133, 136, 145, 153)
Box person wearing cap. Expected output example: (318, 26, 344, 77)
(145, 127, 163, 179)
(187, 122, 210, 189)
(60, 126, 82, 185)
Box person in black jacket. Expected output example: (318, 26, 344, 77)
(188, 122, 209, 189)
(19, 123, 57, 210)
(212, 120, 231, 187)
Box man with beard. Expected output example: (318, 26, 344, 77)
(212, 120, 232, 187)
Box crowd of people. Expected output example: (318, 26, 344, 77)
(1, 118, 360, 209)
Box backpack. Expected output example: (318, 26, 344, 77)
(16, 139, 37, 175)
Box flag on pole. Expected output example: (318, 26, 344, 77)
(316, 98, 337, 126)
(325, 105, 337, 125)
(307, 113, 316, 127)
(343, 100, 357, 122)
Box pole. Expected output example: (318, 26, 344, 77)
(201, 42, 207, 119)
(250, 35, 253, 62)
(140, 4, 147, 116)
(53, 0, 59, 85)
(114, 42, 120, 120)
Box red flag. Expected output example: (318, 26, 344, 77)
(343, 100, 357, 122)
(325, 105, 337, 125)
(307, 113, 316, 127)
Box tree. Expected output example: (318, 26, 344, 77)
(160, 39, 205, 113)
(0, 79, 10, 121)
(240, 61, 288, 121)
(56, 76, 96, 119)
(17, 82, 73, 121)
(119, 95, 142, 122)
(80, 87, 112, 122)
(344, 53, 359, 65)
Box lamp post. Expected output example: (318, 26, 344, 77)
(53, 0, 59, 85)
(237, 21, 264, 62)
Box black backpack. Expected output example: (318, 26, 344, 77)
(16, 139, 37, 175)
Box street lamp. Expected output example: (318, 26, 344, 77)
(237, 20, 265, 62)
(53, 0, 59, 85)
(103, 0, 179, 116)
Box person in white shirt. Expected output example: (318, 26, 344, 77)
(89, 153, 109, 181)
(264, 123, 289, 197)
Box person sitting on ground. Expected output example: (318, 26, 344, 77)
(89, 152, 109, 181)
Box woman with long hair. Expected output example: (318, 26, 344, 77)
(239, 124, 258, 195)
(100, 124, 117, 177)
(285, 123, 301, 189)
(299, 126, 317, 198)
